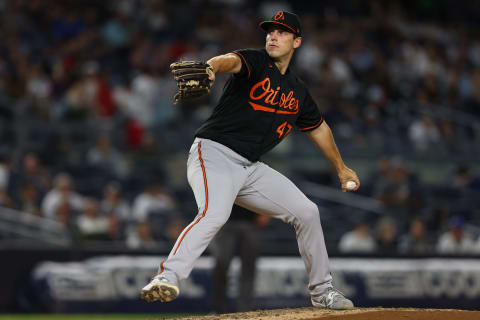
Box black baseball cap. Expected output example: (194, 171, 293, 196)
(259, 11, 302, 37)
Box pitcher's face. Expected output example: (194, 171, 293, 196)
(265, 27, 301, 59)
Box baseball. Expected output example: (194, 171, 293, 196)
(346, 181, 357, 190)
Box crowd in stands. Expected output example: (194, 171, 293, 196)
(0, 0, 480, 255)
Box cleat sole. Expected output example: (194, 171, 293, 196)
(141, 281, 179, 303)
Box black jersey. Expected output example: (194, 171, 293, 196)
(195, 48, 324, 162)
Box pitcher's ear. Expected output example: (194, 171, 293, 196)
(294, 36, 302, 49)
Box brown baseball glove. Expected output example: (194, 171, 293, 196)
(170, 61, 214, 104)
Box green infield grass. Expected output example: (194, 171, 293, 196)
(0, 314, 197, 320)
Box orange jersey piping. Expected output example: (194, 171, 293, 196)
(158, 260, 165, 274)
(172, 141, 209, 255)
(233, 51, 251, 79)
(300, 119, 324, 131)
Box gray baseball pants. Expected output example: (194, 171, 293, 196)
(158, 137, 333, 296)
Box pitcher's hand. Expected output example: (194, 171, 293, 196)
(337, 166, 360, 192)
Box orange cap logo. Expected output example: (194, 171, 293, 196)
(273, 11, 284, 21)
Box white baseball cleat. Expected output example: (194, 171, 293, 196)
(311, 287, 354, 310)
(141, 276, 179, 303)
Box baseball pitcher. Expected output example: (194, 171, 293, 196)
(141, 11, 360, 310)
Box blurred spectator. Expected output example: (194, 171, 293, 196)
(408, 115, 441, 152)
(452, 165, 480, 191)
(374, 217, 398, 254)
(101, 10, 132, 49)
(130, 181, 183, 247)
(367, 156, 392, 186)
(87, 135, 129, 179)
(45, 135, 85, 169)
(398, 218, 432, 254)
(0, 151, 11, 191)
(25, 63, 53, 120)
(108, 214, 122, 241)
(63, 60, 116, 121)
(131, 183, 177, 222)
(0, 187, 14, 208)
(436, 216, 476, 254)
(361, 103, 387, 150)
(55, 200, 75, 229)
(374, 159, 411, 220)
(438, 120, 457, 152)
(126, 221, 157, 249)
(124, 118, 146, 150)
(22, 153, 50, 185)
(296, 36, 325, 80)
(41, 173, 84, 219)
(76, 197, 120, 241)
(64, 61, 102, 121)
(100, 182, 130, 221)
(338, 222, 376, 253)
(19, 183, 41, 216)
(464, 68, 480, 116)
(126, 215, 185, 249)
(425, 207, 450, 236)
(13, 152, 51, 197)
(115, 70, 160, 129)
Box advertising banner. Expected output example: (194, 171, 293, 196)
(31, 256, 480, 312)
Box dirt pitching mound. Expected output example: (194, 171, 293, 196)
(177, 307, 479, 320)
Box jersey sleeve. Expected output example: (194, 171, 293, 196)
(232, 49, 266, 81)
(296, 90, 324, 132)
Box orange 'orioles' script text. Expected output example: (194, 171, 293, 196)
(249, 77, 299, 114)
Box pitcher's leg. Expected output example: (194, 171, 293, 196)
(236, 163, 332, 296)
(159, 140, 245, 284)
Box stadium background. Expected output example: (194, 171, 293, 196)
(0, 0, 480, 316)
